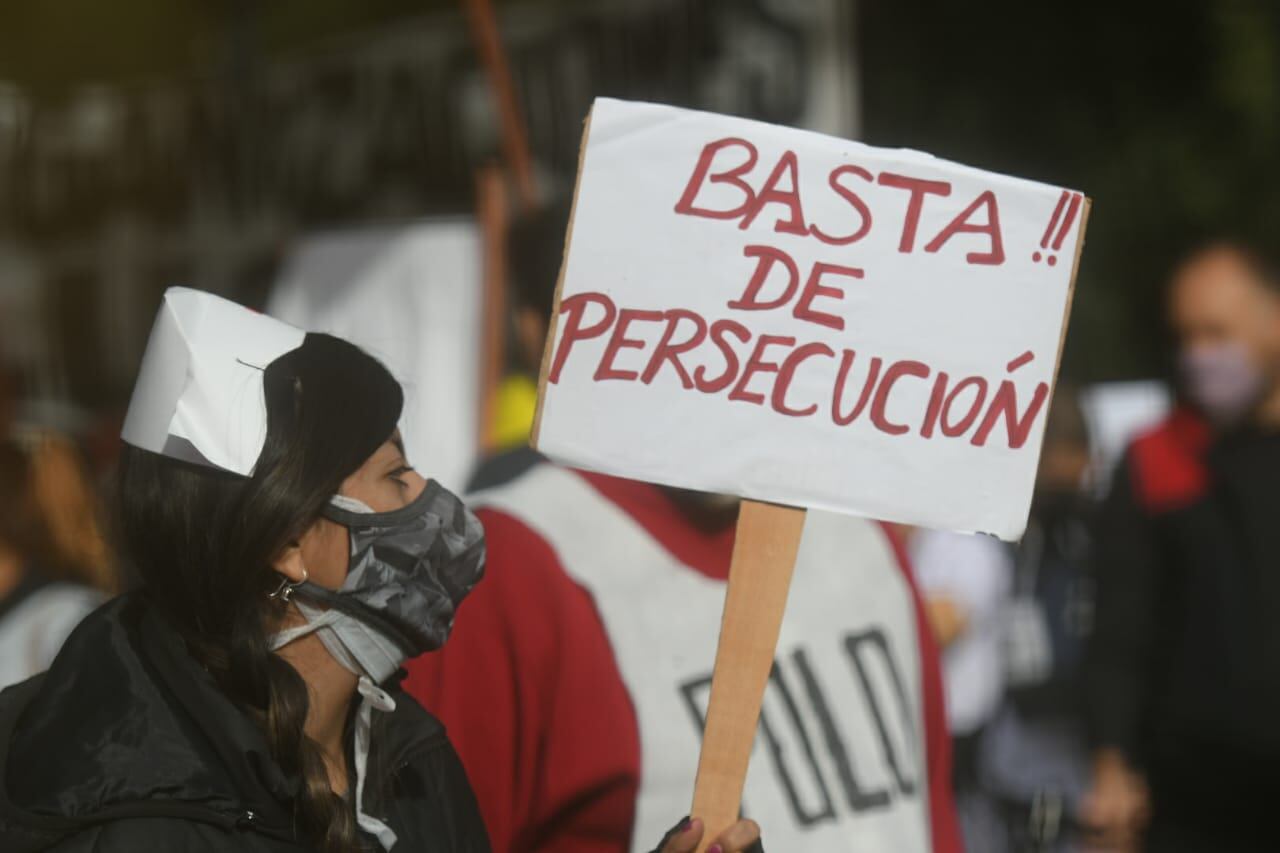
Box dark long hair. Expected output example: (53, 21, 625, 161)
(118, 333, 403, 853)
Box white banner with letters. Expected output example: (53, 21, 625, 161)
(534, 98, 1087, 540)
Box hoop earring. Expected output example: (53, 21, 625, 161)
(268, 567, 308, 603)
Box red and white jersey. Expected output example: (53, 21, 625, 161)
(404, 463, 959, 853)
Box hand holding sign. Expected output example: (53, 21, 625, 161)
(534, 98, 1088, 848)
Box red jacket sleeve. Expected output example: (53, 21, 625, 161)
(402, 508, 641, 853)
(879, 524, 963, 853)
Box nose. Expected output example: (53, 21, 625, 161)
(404, 469, 429, 504)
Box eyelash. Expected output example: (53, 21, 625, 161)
(389, 464, 414, 486)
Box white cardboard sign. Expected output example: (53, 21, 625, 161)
(534, 98, 1087, 540)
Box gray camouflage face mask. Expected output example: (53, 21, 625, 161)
(269, 482, 483, 852)
(294, 480, 486, 658)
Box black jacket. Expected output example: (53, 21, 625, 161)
(0, 595, 490, 852)
(1086, 410, 1280, 830)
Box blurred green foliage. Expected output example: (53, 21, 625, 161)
(0, 1, 461, 93)
(862, 0, 1280, 381)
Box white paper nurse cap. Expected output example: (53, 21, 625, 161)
(121, 287, 307, 476)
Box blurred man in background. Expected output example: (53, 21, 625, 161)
(911, 509, 1013, 846)
(1083, 241, 1280, 851)
(914, 389, 1100, 853)
(984, 389, 1099, 852)
(468, 199, 569, 491)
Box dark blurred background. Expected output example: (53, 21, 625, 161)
(0, 0, 1277, 424)
(862, 0, 1280, 382)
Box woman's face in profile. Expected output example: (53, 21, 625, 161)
(295, 433, 427, 590)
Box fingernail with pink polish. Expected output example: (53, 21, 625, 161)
(707, 846, 723, 853)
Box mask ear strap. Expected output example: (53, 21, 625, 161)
(330, 494, 376, 514)
(323, 481, 441, 528)
(269, 600, 340, 651)
(268, 567, 308, 603)
(292, 582, 419, 658)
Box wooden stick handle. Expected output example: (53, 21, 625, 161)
(474, 165, 509, 454)
(463, 0, 537, 209)
(689, 500, 806, 852)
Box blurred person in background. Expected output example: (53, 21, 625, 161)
(1082, 240, 1280, 851)
(0, 435, 112, 690)
(911, 505, 1015, 848)
(978, 388, 1099, 852)
(468, 199, 570, 491)
(912, 391, 1101, 853)
(405, 202, 961, 853)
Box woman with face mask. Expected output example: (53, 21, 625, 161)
(0, 289, 761, 853)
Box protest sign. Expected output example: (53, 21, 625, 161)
(532, 97, 1088, 849)
(534, 97, 1087, 541)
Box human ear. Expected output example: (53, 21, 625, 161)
(271, 540, 308, 585)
